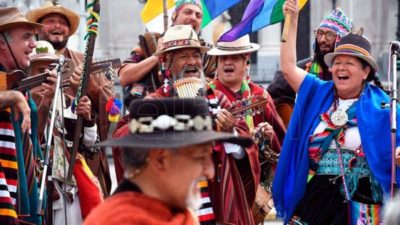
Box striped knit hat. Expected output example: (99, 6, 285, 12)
(319, 9, 353, 37)
(171, 0, 202, 22)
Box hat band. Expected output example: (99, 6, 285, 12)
(162, 39, 201, 51)
(129, 114, 212, 134)
(334, 44, 371, 57)
(216, 44, 252, 51)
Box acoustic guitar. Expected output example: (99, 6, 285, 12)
(0, 58, 121, 92)
(229, 95, 268, 118)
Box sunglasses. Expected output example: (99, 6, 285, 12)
(314, 29, 337, 41)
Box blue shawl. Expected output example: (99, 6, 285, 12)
(272, 74, 400, 224)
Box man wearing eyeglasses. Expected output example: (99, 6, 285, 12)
(267, 9, 353, 127)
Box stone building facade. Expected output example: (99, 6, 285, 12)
(7, 0, 399, 82)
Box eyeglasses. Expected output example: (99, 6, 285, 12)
(314, 29, 337, 41)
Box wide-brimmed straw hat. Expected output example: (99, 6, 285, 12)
(207, 35, 260, 56)
(153, 25, 210, 56)
(96, 97, 252, 149)
(26, 1, 80, 36)
(324, 29, 378, 72)
(0, 7, 43, 33)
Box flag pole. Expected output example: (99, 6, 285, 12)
(281, 14, 291, 42)
(281, 0, 301, 42)
(163, 0, 168, 33)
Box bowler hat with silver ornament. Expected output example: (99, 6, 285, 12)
(96, 97, 253, 149)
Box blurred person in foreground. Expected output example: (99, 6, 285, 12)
(84, 97, 252, 225)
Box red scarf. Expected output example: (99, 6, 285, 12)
(84, 191, 199, 225)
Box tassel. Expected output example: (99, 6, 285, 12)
(106, 97, 122, 122)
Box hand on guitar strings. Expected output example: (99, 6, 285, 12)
(69, 64, 97, 94)
(215, 109, 236, 132)
(75, 96, 92, 121)
(40, 69, 57, 98)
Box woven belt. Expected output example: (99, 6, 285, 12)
(316, 149, 370, 177)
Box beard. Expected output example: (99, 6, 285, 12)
(39, 31, 69, 50)
(184, 180, 203, 211)
(50, 39, 68, 50)
(173, 65, 207, 98)
(313, 41, 332, 80)
(175, 65, 204, 80)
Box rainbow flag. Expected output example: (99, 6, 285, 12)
(219, 0, 308, 42)
(140, 0, 242, 32)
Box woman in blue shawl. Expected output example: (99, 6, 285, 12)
(272, 0, 400, 224)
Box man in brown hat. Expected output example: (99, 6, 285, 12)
(85, 97, 252, 225)
(144, 25, 259, 225)
(0, 6, 45, 224)
(26, 0, 114, 197)
(118, 0, 215, 108)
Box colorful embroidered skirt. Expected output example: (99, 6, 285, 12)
(292, 175, 381, 225)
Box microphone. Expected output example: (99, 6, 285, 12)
(390, 41, 400, 52)
(58, 55, 65, 72)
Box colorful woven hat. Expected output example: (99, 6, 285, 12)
(153, 25, 210, 56)
(319, 9, 353, 37)
(324, 29, 378, 72)
(26, 1, 80, 36)
(171, 0, 202, 22)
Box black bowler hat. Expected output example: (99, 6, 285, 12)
(324, 29, 378, 72)
(96, 97, 252, 149)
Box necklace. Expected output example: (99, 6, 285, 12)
(330, 109, 348, 126)
(330, 95, 358, 127)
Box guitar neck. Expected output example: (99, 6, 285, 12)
(16, 72, 49, 92)
(230, 98, 268, 118)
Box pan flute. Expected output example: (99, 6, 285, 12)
(173, 77, 205, 98)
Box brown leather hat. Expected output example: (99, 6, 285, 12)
(0, 7, 43, 33)
(153, 25, 210, 56)
(26, 1, 80, 36)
